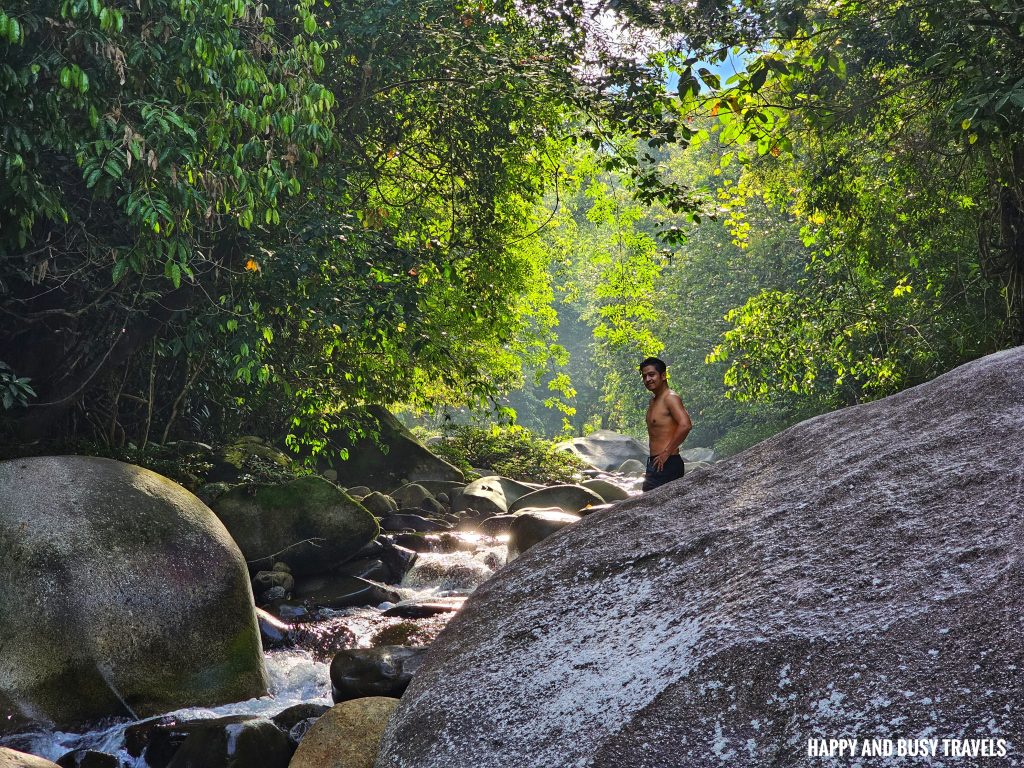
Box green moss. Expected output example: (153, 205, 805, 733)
(253, 475, 348, 511)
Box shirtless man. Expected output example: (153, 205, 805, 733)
(640, 356, 692, 492)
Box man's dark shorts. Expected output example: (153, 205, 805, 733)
(643, 454, 685, 492)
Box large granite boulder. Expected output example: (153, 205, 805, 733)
(0, 457, 267, 732)
(290, 698, 399, 768)
(324, 407, 464, 490)
(211, 476, 379, 575)
(376, 347, 1024, 768)
(554, 430, 648, 471)
(506, 484, 604, 515)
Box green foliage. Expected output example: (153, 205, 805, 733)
(0, 361, 35, 410)
(430, 424, 586, 484)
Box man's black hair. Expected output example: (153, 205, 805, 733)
(639, 356, 667, 374)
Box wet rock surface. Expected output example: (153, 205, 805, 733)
(377, 348, 1024, 768)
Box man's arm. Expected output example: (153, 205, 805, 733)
(653, 393, 692, 470)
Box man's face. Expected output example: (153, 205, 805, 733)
(641, 365, 665, 391)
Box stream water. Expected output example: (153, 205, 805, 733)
(1, 471, 643, 765)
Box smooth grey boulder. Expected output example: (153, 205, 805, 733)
(0, 457, 267, 732)
(451, 476, 533, 517)
(616, 458, 645, 474)
(389, 483, 434, 508)
(580, 478, 631, 502)
(376, 347, 1024, 768)
(680, 446, 715, 463)
(555, 430, 648, 471)
(211, 476, 379, 575)
(506, 509, 581, 559)
(506, 484, 604, 515)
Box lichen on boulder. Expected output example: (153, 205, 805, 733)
(0, 456, 267, 732)
(211, 475, 379, 575)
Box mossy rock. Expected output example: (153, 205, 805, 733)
(0, 456, 267, 733)
(211, 476, 379, 575)
(323, 407, 464, 491)
(207, 436, 296, 484)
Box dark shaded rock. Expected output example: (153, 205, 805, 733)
(376, 347, 1024, 768)
(54, 751, 117, 768)
(331, 646, 428, 702)
(377, 539, 418, 582)
(271, 703, 331, 733)
(253, 569, 295, 594)
(165, 716, 291, 768)
(380, 513, 450, 533)
(211, 476, 379, 575)
(255, 608, 292, 649)
(0, 457, 266, 732)
(293, 574, 401, 610)
(477, 514, 517, 536)
(207, 436, 294, 483)
(390, 534, 434, 553)
(383, 597, 465, 619)
(335, 557, 390, 582)
(417, 496, 446, 516)
(324, 407, 464, 490)
(361, 492, 398, 517)
(507, 509, 581, 558)
(506, 484, 604, 515)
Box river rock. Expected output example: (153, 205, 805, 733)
(580, 478, 630, 502)
(335, 557, 390, 582)
(451, 476, 534, 517)
(506, 509, 581, 559)
(331, 647, 428, 702)
(272, 703, 332, 733)
(165, 715, 291, 768)
(388, 483, 433, 508)
(0, 748, 60, 768)
(507, 484, 604, 515)
(477, 514, 517, 536)
(359, 492, 397, 517)
(293, 574, 401, 610)
(0, 456, 267, 731)
(554, 430, 648, 471)
(680, 446, 715, 463)
(616, 458, 645, 474)
(376, 348, 1024, 768)
(379, 513, 450, 533)
(383, 596, 465, 619)
(345, 485, 372, 499)
(289, 697, 399, 768)
(54, 752, 117, 768)
(207, 436, 294, 483)
(212, 476, 378, 575)
(324, 407, 464, 490)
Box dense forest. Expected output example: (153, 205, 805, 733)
(2, 0, 1022, 459)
